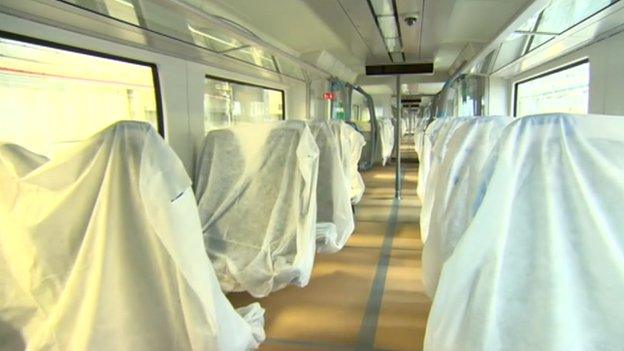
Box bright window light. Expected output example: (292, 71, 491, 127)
(0, 35, 160, 156)
(204, 77, 284, 133)
(515, 60, 589, 117)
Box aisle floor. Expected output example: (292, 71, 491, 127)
(229, 143, 430, 351)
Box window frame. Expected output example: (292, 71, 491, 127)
(0, 30, 165, 136)
(204, 74, 286, 121)
(513, 58, 590, 117)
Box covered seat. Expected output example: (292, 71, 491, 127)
(0, 121, 264, 351)
(420, 116, 480, 243)
(425, 114, 624, 351)
(413, 118, 429, 157)
(194, 121, 319, 297)
(421, 117, 512, 297)
(377, 118, 395, 166)
(330, 120, 366, 204)
(416, 118, 447, 199)
(308, 120, 355, 253)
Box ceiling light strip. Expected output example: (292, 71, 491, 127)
(367, 0, 405, 62)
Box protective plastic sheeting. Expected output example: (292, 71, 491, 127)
(421, 117, 512, 297)
(0, 122, 264, 351)
(416, 118, 447, 199)
(377, 118, 395, 166)
(414, 118, 430, 156)
(330, 120, 366, 204)
(194, 121, 319, 297)
(308, 120, 355, 253)
(420, 117, 478, 243)
(425, 114, 624, 351)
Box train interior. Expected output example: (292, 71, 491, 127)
(2, 0, 624, 350)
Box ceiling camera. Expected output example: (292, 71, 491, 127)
(404, 15, 419, 26)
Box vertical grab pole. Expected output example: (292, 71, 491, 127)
(395, 75, 402, 199)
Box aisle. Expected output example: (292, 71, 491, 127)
(229, 140, 430, 351)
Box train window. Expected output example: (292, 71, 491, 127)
(204, 76, 284, 132)
(514, 60, 589, 117)
(0, 33, 162, 156)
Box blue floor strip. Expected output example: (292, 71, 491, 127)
(355, 196, 401, 351)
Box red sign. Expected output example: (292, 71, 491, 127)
(323, 92, 335, 100)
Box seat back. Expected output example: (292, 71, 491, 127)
(194, 121, 319, 297)
(1, 121, 264, 350)
(308, 120, 355, 253)
(425, 114, 624, 351)
(417, 118, 448, 198)
(422, 116, 512, 297)
(420, 117, 478, 242)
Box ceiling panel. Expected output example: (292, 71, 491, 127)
(396, 0, 425, 62)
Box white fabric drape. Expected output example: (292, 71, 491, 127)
(194, 121, 319, 297)
(421, 116, 512, 297)
(413, 118, 429, 157)
(419, 117, 479, 243)
(0, 121, 264, 351)
(330, 120, 366, 204)
(425, 114, 624, 351)
(416, 118, 447, 199)
(308, 120, 355, 253)
(377, 118, 395, 166)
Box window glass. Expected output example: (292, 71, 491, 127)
(103, 0, 141, 25)
(515, 61, 589, 116)
(225, 47, 277, 71)
(0, 35, 160, 156)
(534, 0, 614, 35)
(204, 76, 283, 133)
(352, 90, 371, 123)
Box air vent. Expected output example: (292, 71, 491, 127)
(365, 63, 434, 76)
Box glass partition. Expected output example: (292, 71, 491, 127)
(203, 76, 284, 132)
(352, 89, 371, 124)
(0, 33, 161, 156)
(350, 86, 377, 169)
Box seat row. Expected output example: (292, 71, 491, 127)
(195, 119, 364, 298)
(0, 118, 366, 350)
(415, 113, 624, 350)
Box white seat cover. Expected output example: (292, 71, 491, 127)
(0, 122, 264, 351)
(419, 117, 477, 243)
(194, 121, 319, 297)
(330, 120, 366, 204)
(416, 118, 447, 199)
(422, 116, 512, 297)
(308, 120, 355, 253)
(377, 118, 395, 166)
(425, 114, 624, 351)
(413, 118, 428, 156)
